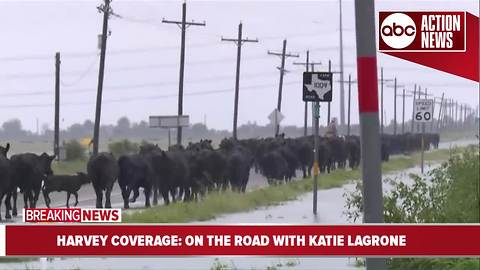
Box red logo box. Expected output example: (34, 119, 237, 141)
(379, 11, 466, 52)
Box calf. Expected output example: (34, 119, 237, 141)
(42, 172, 90, 208)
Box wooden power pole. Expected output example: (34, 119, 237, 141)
(163, 2, 206, 145)
(54, 52, 60, 160)
(268, 39, 299, 136)
(221, 22, 258, 140)
(92, 0, 112, 156)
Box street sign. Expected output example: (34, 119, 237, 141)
(303, 72, 333, 102)
(268, 109, 284, 125)
(414, 99, 434, 122)
(149, 115, 190, 128)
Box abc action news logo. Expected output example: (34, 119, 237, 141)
(23, 208, 121, 223)
(379, 12, 466, 52)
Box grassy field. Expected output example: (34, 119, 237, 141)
(123, 146, 465, 223)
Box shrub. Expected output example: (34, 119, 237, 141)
(64, 140, 86, 161)
(108, 139, 139, 157)
(343, 146, 479, 269)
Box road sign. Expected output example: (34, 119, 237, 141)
(268, 109, 284, 125)
(414, 99, 434, 122)
(303, 72, 333, 102)
(149, 115, 190, 128)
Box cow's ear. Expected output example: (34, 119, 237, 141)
(5, 143, 10, 152)
(50, 155, 56, 161)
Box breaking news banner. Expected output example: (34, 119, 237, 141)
(0, 224, 479, 257)
(22, 208, 121, 223)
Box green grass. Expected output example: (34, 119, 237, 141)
(0, 257, 38, 263)
(123, 146, 466, 223)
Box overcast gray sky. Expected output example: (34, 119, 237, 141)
(0, 0, 478, 132)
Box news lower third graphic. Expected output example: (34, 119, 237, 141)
(0, 225, 478, 256)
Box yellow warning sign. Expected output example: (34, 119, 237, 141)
(313, 161, 319, 176)
(80, 137, 92, 147)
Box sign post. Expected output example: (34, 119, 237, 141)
(149, 115, 190, 147)
(414, 99, 434, 173)
(268, 109, 284, 136)
(303, 72, 333, 215)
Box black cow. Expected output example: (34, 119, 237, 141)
(0, 143, 12, 220)
(87, 153, 118, 208)
(345, 136, 360, 169)
(8, 152, 55, 215)
(117, 154, 153, 209)
(220, 139, 253, 191)
(42, 172, 90, 208)
(147, 148, 190, 204)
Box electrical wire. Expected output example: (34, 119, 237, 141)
(0, 80, 301, 109)
(60, 54, 100, 87)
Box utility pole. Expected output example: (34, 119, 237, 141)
(437, 97, 445, 133)
(393, 78, 397, 135)
(294, 51, 321, 136)
(397, 89, 412, 134)
(54, 52, 60, 160)
(455, 101, 458, 128)
(268, 39, 299, 136)
(92, 0, 113, 156)
(430, 97, 436, 132)
(163, 2, 206, 145)
(410, 85, 416, 133)
(221, 22, 258, 140)
(327, 60, 331, 125)
(386, 78, 404, 135)
(338, 0, 346, 132)
(379, 67, 393, 134)
(354, 0, 386, 268)
(325, 60, 342, 127)
(337, 75, 357, 136)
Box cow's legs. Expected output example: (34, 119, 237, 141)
(32, 188, 41, 208)
(94, 187, 103, 208)
(66, 192, 71, 208)
(144, 188, 151, 208)
(11, 190, 17, 216)
(4, 192, 12, 219)
(74, 192, 79, 207)
(129, 189, 139, 203)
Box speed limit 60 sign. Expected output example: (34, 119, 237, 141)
(414, 99, 434, 122)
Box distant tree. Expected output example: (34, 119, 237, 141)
(190, 123, 208, 138)
(2, 119, 25, 138)
(113, 117, 131, 137)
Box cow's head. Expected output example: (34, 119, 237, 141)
(39, 153, 56, 176)
(76, 172, 90, 184)
(0, 143, 10, 157)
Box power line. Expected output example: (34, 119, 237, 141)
(60, 54, 99, 87)
(0, 80, 301, 109)
(0, 70, 279, 97)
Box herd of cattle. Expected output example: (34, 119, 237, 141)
(0, 132, 440, 220)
